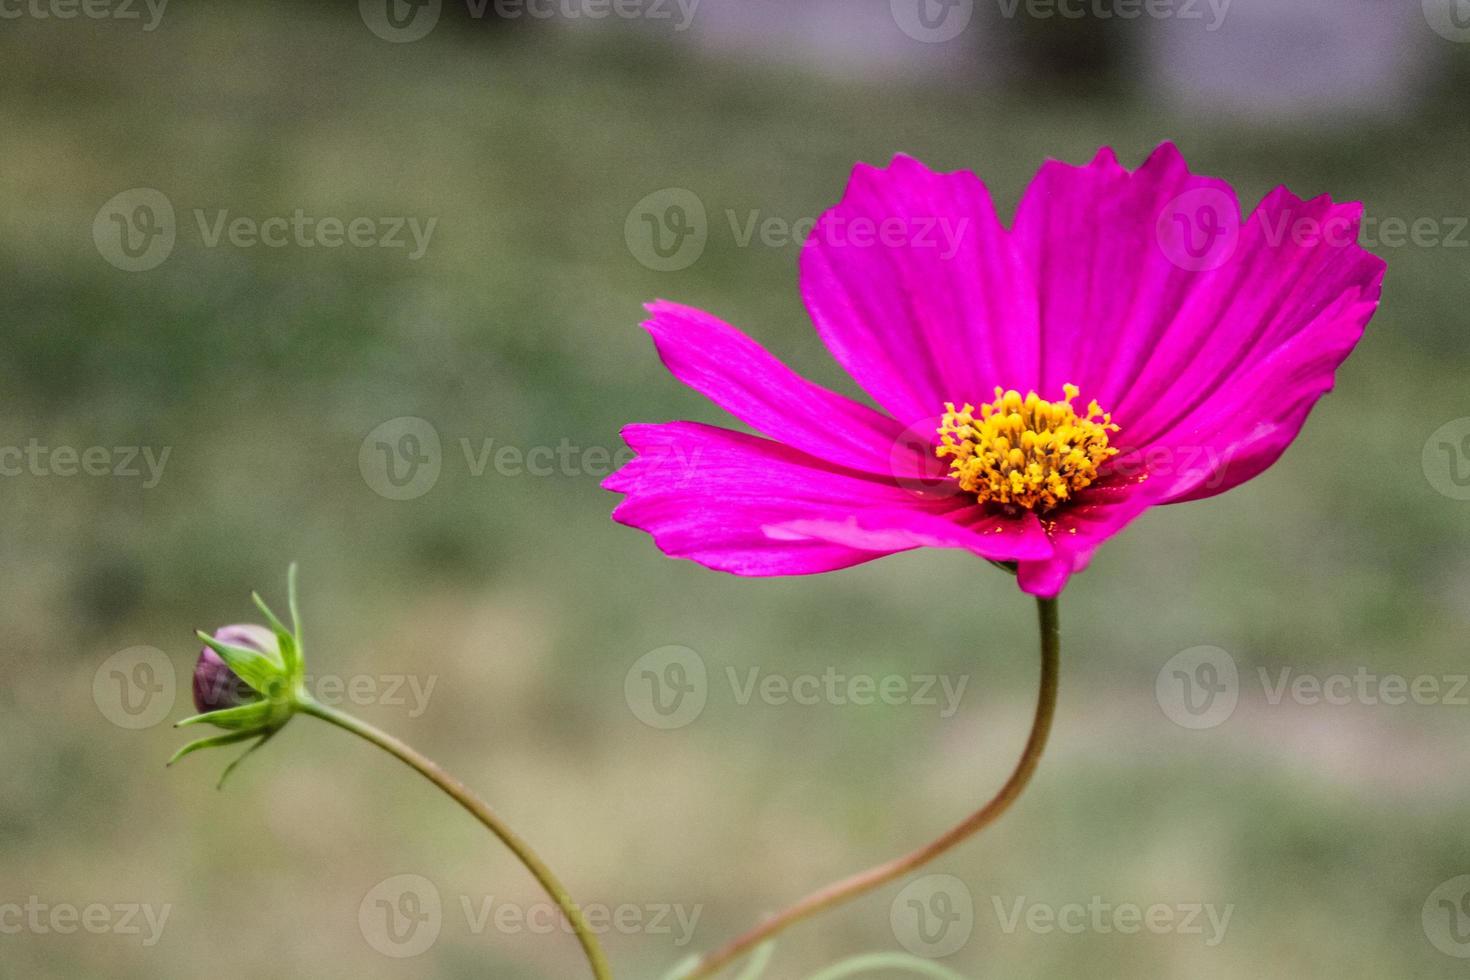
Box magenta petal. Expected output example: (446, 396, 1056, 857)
(1112, 188, 1384, 451)
(768, 507, 1052, 564)
(799, 154, 1039, 426)
(1013, 142, 1385, 507)
(1124, 283, 1382, 503)
(1013, 142, 1247, 405)
(1017, 480, 1157, 598)
(641, 300, 930, 480)
(605, 422, 969, 576)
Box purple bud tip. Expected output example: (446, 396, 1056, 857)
(192, 624, 277, 713)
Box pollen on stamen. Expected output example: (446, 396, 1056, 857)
(935, 384, 1119, 512)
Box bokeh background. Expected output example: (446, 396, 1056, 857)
(3, 1, 1470, 977)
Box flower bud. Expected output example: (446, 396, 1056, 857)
(193, 624, 277, 713)
(172, 565, 309, 788)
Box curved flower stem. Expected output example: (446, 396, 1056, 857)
(300, 697, 613, 980)
(683, 595, 1061, 980)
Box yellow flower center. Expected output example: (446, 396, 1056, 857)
(936, 384, 1119, 512)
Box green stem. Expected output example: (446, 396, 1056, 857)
(683, 595, 1061, 979)
(300, 697, 613, 980)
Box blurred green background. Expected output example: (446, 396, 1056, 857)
(3, 2, 1470, 977)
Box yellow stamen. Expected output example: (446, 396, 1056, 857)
(936, 383, 1119, 512)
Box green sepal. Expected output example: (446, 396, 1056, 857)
(197, 630, 286, 696)
(251, 590, 300, 678)
(175, 700, 274, 731)
(216, 730, 277, 790)
(286, 562, 303, 653)
(167, 730, 259, 766)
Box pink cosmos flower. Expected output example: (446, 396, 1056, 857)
(605, 144, 1385, 596)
